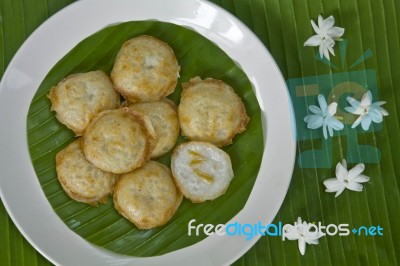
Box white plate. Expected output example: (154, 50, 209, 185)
(0, 0, 296, 265)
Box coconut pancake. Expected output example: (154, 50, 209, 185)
(55, 139, 117, 205)
(178, 77, 249, 147)
(113, 161, 183, 229)
(171, 141, 234, 203)
(111, 35, 180, 103)
(48, 70, 120, 136)
(82, 107, 156, 174)
(124, 99, 179, 158)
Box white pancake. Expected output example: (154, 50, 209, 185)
(171, 141, 234, 202)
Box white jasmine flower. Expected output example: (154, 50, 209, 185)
(304, 15, 345, 60)
(323, 159, 370, 197)
(283, 217, 323, 255)
(304, 94, 344, 139)
(345, 90, 389, 130)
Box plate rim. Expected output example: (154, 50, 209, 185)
(0, 0, 296, 265)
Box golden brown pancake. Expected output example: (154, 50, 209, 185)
(48, 70, 120, 136)
(111, 35, 180, 103)
(124, 99, 179, 158)
(178, 77, 249, 147)
(82, 108, 156, 174)
(113, 161, 183, 229)
(56, 139, 117, 205)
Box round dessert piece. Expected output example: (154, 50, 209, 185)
(82, 107, 156, 174)
(113, 161, 183, 229)
(124, 99, 179, 158)
(48, 70, 120, 136)
(171, 141, 234, 203)
(111, 35, 180, 103)
(178, 77, 249, 147)
(55, 139, 117, 205)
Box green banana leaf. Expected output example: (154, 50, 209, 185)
(26, 21, 263, 257)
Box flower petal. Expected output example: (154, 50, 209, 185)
(327, 102, 338, 115)
(317, 95, 328, 111)
(348, 163, 365, 180)
(361, 91, 372, 107)
(327, 44, 335, 56)
(334, 187, 346, 197)
(311, 19, 322, 35)
(371, 115, 383, 124)
(328, 124, 334, 136)
(352, 174, 370, 183)
(327, 27, 345, 39)
(341, 159, 347, 169)
(371, 101, 386, 107)
(336, 161, 348, 182)
(318, 15, 324, 29)
(346, 181, 363, 192)
(344, 106, 356, 113)
(322, 123, 328, 139)
(298, 237, 306, 255)
(351, 115, 364, 128)
(379, 107, 389, 116)
(305, 237, 319, 245)
(346, 97, 361, 110)
(321, 15, 335, 32)
(320, 37, 335, 60)
(369, 109, 383, 123)
(323, 44, 331, 60)
(304, 35, 322, 46)
(297, 223, 307, 236)
(284, 225, 301, 240)
(353, 109, 365, 115)
(327, 117, 344, 130)
(361, 115, 372, 130)
(323, 178, 343, 192)
(305, 227, 323, 240)
(308, 105, 322, 114)
(297, 217, 303, 225)
(326, 38, 335, 46)
(318, 42, 325, 59)
(305, 115, 324, 129)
